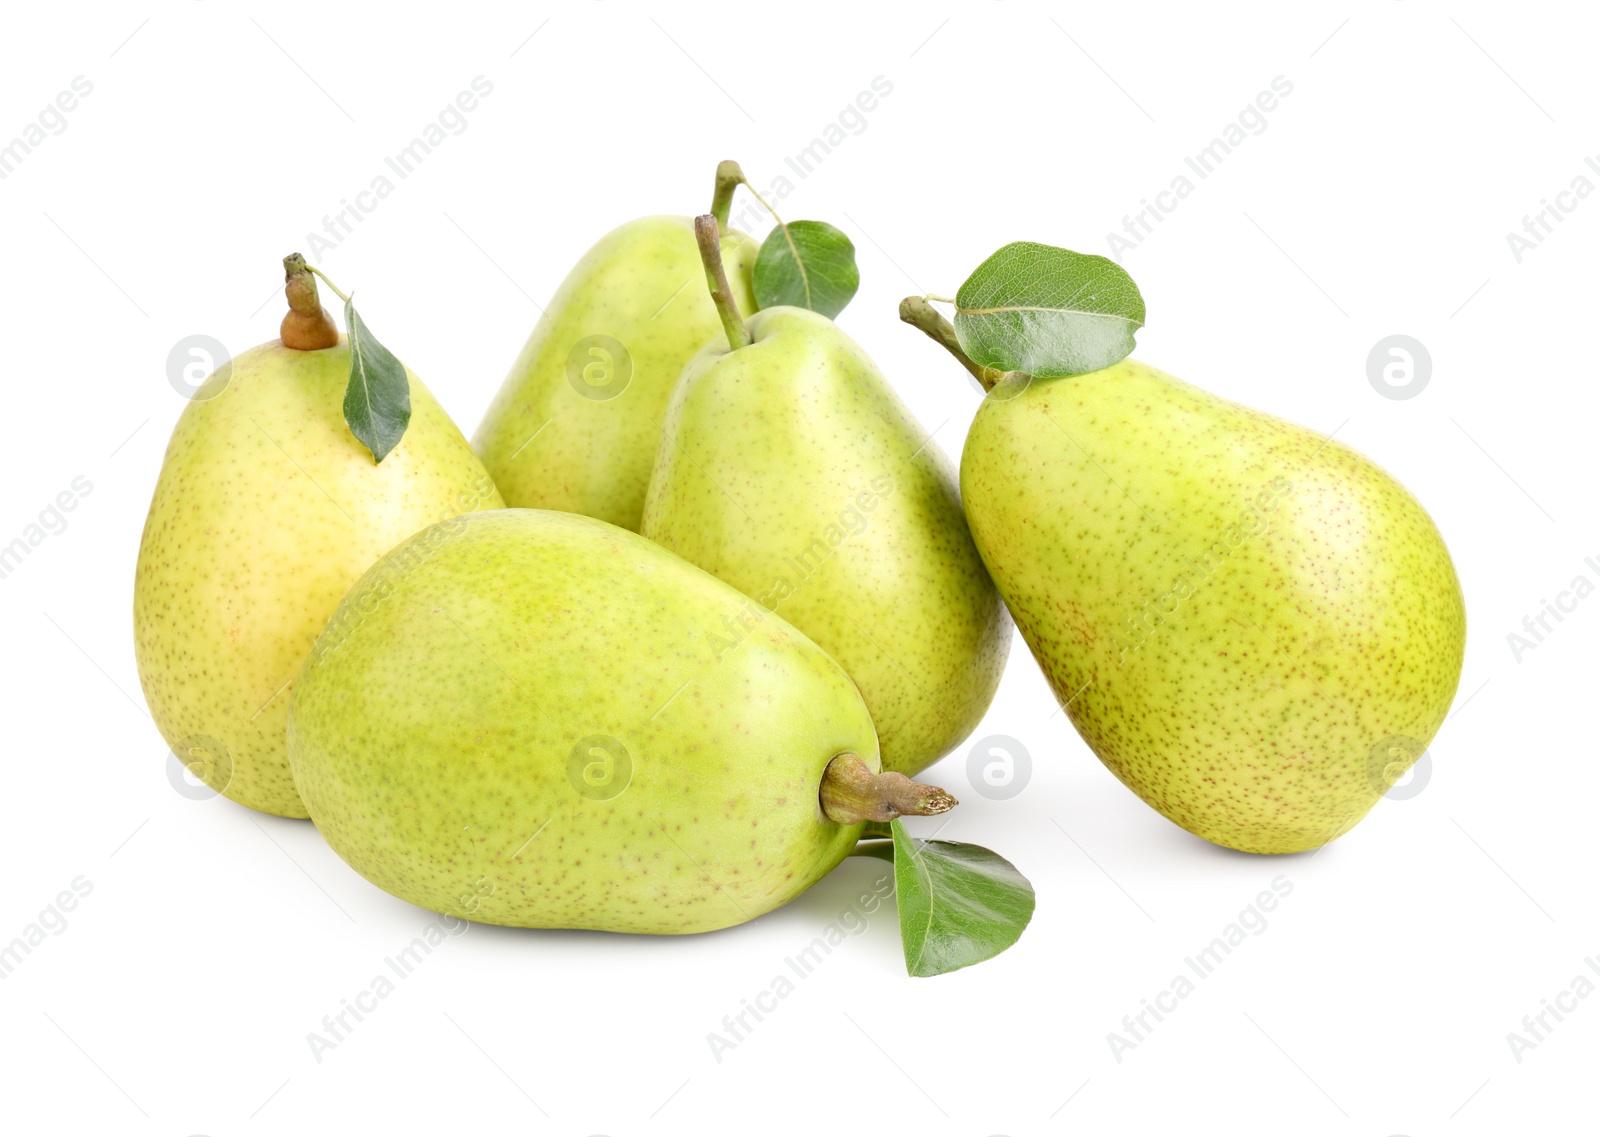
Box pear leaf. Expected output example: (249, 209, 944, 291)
(954, 241, 1145, 378)
(753, 220, 860, 319)
(890, 821, 1035, 977)
(343, 297, 411, 463)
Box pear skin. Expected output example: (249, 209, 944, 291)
(962, 359, 1466, 853)
(287, 509, 881, 933)
(474, 216, 757, 530)
(134, 340, 503, 817)
(642, 306, 1010, 777)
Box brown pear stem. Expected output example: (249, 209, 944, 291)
(280, 252, 339, 350)
(694, 214, 752, 351)
(710, 159, 745, 231)
(898, 295, 1005, 392)
(820, 752, 957, 825)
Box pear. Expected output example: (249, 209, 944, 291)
(133, 260, 503, 818)
(474, 210, 758, 531)
(287, 508, 953, 933)
(934, 329, 1466, 853)
(640, 218, 1009, 777)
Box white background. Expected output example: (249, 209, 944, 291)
(1, 1, 1592, 1133)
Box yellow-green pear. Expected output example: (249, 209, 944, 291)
(640, 219, 1009, 777)
(474, 197, 757, 530)
(287, 509, 953, 933)
(133, 259, 503, 817)
(910, 301, 1466, 853)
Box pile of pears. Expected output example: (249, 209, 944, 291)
(133, 162, 1465, 951)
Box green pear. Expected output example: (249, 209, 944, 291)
(640, 219, 1010, 777)
(956, 355, 1466, 854)
(474, 214, 757, 530)
(134, 263, 503, 817)
(287, 508, 953, 933)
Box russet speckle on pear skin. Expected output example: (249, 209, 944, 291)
(474, 215, 758, 531)
(641, 306, 1010, 777)
(133, 339, 504, 818)
(287, 509, 878, 934)
(963, 359, 1466, 854)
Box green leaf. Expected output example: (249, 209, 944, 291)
(753, 220, 860, 318)
(343, 298, 411, 463)
(891, 821, 1035, 977)
(953, 241, 1145, 378)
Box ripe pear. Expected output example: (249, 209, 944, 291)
(287, 509, 953, 933)
(133, 261, 503, 817)
(640, 219, 1009, 777)
(474, 213, 757, 530)
(952, 349, 1465, 854)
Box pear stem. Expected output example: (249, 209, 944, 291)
(280, 252, 339, 351)
(694, 213, 752, 351)
(819, 752, 957, 825)
(898, 295, 1005, 392)
(710, 159, 745, 231)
